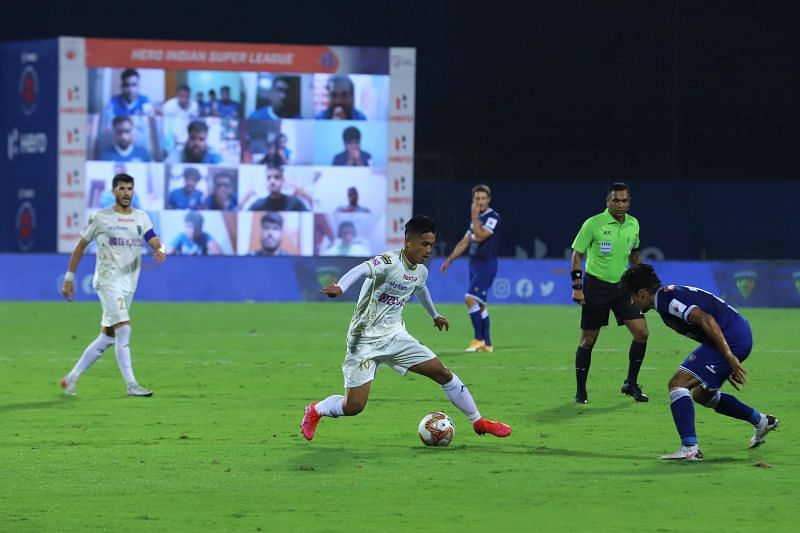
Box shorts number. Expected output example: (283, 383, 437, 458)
(117, 297, 128, 311)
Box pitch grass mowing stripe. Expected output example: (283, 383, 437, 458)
(0, 302, 797, 532)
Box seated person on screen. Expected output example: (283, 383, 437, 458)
(336, 186, 370, 213)
(162, 84, 199, 119)
(165, 120, 223, 164)
(251, 212, 291, 256)
(259, 141, 282, 166)
(195, 91, 208, 116)
(216, 86, 240, 118)
(207, 89, 219, 117)
(98, 116, 151, 162)
(203, 171, 238, 211)
(332, 126, 372, 166)
(322, 221, 371, 257)
(248, 76, 298, 120)
(276, 133, 291, 165)
(315, 75, 366, 120)
(167, 211, 222, 255)
(108, 68, 154, 116)
(247, 165, 308, 212)
(166, 167, 204, 210)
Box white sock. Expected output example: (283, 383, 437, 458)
(114, 325, 137, 386)
(755, 413, 767, 429)
(480, 309, 489, 319)
(70, 333, 115, 379)
(316, 395, 345, 417)
(442, 373, 481, 422)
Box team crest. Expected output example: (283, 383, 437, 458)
(599, 241, 612, 255)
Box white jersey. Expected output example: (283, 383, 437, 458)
(347, 249, 428, 343)
(80, 206, 154, 292)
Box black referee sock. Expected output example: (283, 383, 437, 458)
(627, 341, 647, 385)
(575, 346, 592, 394)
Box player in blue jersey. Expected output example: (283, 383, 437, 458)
(441, 185, 499, 352)
(620, 264, 779, 461)
(108, 69, 153, 117)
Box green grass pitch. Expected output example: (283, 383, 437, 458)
(0, 301, 797, 532)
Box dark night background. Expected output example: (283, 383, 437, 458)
(3, 1, 798, 258)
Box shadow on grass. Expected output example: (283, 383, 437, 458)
(0, 398, 72, 413)
(529, 400, 626, 423)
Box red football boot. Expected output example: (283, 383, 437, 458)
(473, 417, 512, 437)
(301, 402, 321, 441)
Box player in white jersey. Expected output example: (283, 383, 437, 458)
(60, 173, 166, 397)
(301, 215, 512, 441)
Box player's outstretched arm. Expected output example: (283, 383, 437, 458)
(688, 307, 748, 387)
(441, 233, 471, 273)
(320, 261, 370, 298)
(414, 285, 448, 331)
(62, 239, 89, 301)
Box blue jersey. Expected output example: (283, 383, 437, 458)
(468, 208, 500, 262)
(654, 285, 745, 346)
(109, 95, 151, 116)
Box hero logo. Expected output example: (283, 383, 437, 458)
(16, 201, 37, 251)
(18, 65, 39, 115)
(7, 129, 48, 161)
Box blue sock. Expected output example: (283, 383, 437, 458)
(468, 304, 482, 340)
(481, 309, 491, 346)
(715, 392, 761, 425)
(669, 388, 697, 446)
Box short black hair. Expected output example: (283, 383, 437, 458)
(221, 85, 230, 92)
(620, 263, 662, 295)
(112, 173, 134, 189)
(261, 212, 283, 227)
(608, 182, 631, 197)
(405, 215, 436, 238)
(343, 126, 361, 143)
(183, 167, 201, 181)
(112, 115, 132, 128)
(121, 68, 139, 81)
(177, 84, 191, 93)
(188, 120, 208, 134)
(326, 75, 354, 94)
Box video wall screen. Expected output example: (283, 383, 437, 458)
(83, 66, 389, 257)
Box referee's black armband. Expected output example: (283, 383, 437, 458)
(571, 269, 583, 290)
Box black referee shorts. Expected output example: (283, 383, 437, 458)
(580, 273, 644, 330)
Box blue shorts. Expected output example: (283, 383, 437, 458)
(679, 319, 753, 391)
(466, 260, 498, 304)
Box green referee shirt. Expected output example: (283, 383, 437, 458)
(571, 208, 640, 283)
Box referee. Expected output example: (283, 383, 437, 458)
(570, 182, 649, 404)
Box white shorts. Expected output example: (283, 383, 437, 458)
(342, 330, 436, 388)
(97, 287, 134, 327)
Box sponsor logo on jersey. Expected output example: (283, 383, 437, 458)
(402, 274, 417, 282)
(108, 237, 143, 247)
(377, 292, 406, 306)
(389, 281, 409, 291)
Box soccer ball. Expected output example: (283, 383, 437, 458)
(418, 411, 455, 447)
